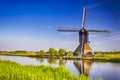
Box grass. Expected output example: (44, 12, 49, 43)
(94, 51, 120, 58)
(93, 51, 120, 63)
(0, 60, 90, 80)
(93, 58, 120, 63)
(0, 51, 38, 57)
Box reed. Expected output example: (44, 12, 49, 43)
(0, 60, 90, 80)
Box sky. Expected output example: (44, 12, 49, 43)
(0, 0, 120, 51)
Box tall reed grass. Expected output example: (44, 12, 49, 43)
(0, 60, 90, 80)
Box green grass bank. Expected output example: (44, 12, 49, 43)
(0, 50, 120, 63)
(0, 60, 90, 80)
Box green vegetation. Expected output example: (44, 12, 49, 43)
(93, 58, 120, 63)
(0, 50, 120, 63)
(0, 50, 35, 56)
(94, 51, 120, 58)
(58, 48, 66, 56)
(47, 48, 58, 56)
(73, 52, 79, 56)
(0, 48, 69, 58)
(68, 51, 74, 56)
(36, 50, 46, 56)
(94, 51, 120, 63)
(0, 60, 90, 80)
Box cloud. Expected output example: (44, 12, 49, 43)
(47, 26, 53, 28)
(57, 41, 77, 44)
(89, 34, 98, 37)
(107, 32, 120, 40)
(39, 26, 53, 28)
(89, 31, 120, 41)
(108, 35, 120, 40)
(87, 0, 114, 9)
(59, 32, 73, 35)
(87, 1, 105, 9)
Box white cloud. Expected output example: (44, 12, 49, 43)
(89, 34, 98, 37)
(87, 0, 114, 9)
(57, 41, 77, 44)
(47, 26, 53, 28)
(39, 26, 53, 28)
(87, 1, 105, 9)
(107, 32, 120, 41)
(59, 32, 73, 35)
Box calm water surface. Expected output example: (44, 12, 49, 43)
(0, 55, 120, 80)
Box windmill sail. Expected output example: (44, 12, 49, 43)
(88, 30, 110, 32)
(82, 7, 87, 29)
(57, 29, 79, 32)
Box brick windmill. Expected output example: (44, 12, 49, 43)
(58, 7, 110, 57)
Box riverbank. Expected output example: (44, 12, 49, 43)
(93, 58, 120, 63)
(1, 54, 120, 63)
(0, 51, 120, 63)
(0, 60, 90, 80)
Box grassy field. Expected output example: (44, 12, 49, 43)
(0, 60, 90, 80)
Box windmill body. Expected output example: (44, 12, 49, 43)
(58, 7, 110, 57)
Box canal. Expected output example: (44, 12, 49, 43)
(0, 55, 120, 80)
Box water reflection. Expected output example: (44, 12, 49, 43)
(29, 57, 36, 60)
(47, 58, 57, 64)
(36, 58, 44, 63)
(74, 60, 93, 76)
(59, 59, 67, 65)
(36, 58, 67, 66)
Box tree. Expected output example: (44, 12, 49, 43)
(36, 50, 46, 56)
(58, 48, 66, 56)
(73, 52, 79, 56)
(14, 50, 27, 54)
(68, 51, 73, 56)
(48, 48, 58, 56)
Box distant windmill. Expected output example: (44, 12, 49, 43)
(58, 7, 110, 57)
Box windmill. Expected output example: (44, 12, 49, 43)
(58, 7, 110, 57)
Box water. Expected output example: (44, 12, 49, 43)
(0, 55, 120, 80)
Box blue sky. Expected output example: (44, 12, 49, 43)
(0, 0, 120, 51)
